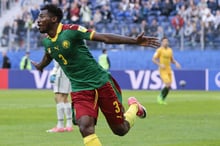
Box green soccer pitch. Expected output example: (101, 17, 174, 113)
(0, 90, 220, 146)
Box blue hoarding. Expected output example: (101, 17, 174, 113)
(8, 70, 52, 89)
(1, 69, 207, 90)
(111, 70, 206, 90)
(208, 70, 220, 90)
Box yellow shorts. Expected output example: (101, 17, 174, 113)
(159, 70, 172, 84)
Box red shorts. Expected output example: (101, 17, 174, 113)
(70, 77, 125, 125)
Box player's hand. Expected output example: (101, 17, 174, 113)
(175, 62, 181, 69)
(136, 32, 160, 48)
(50, 74, 56, 83)
(31, 60, 43, 72)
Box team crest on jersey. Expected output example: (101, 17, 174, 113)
(47, 48, 51, 54)
(77, 26, 87, 33)
(62, 40, 70, 49)
(54, 46, 59, 50)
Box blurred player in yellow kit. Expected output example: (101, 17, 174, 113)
(152, 37, 181, 104)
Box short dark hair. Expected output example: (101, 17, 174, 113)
(161, 37, 168, 41)
(102, 49, 107, 53)
(41, 4, 63, 23)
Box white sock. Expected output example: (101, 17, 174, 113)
(64, 102, 72, 127)
(56, 103, 65, 128)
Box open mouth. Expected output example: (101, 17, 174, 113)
(37, 25, 44, 32)
(37, 23, 42, 28)
(37, 24, 44, 31)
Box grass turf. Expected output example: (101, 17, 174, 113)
(0, 90, 220, 146)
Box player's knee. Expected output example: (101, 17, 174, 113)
(79, 124, 94, 136)
(54, 97, 58, 103)
(112, 127, 129, 136)
(78, 116, 96, 137)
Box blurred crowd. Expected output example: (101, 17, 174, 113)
(1, 0, 220, 51)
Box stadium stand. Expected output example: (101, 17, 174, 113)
(0, 49, 219, 70)
(0, 0, 220, 70)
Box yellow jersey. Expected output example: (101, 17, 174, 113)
(153, 47, 173, 71)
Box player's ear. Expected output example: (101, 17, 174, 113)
(51, 16, 57, 23)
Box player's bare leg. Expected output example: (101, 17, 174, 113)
(77, 116, 102, 146)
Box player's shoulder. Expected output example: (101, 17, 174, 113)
(62, 24, 91, 33)
(168, 47, 173, 52)
(62, 24, 79, 31)
(156, 47, 163, 51)
(42, 36, 50, 45)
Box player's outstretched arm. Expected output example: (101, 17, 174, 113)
(92, 32, 160, 48)
(31, 53, 53, 72)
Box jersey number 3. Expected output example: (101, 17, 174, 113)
(113, 101, 120, 113)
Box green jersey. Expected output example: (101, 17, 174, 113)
(42, 23, 110, 92)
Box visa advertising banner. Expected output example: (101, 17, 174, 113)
(0, 69, 210, 90)
(8, 70, 52, 89)
(111, 70, 206, 90)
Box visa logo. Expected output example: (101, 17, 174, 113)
(30, 70, 52, 89)
(125, 70, 177, 90)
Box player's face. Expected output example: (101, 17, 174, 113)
(37, 10, 53, 33)
(162, 38, 169, 48)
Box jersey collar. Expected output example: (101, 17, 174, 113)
(49, 23, 63, 42)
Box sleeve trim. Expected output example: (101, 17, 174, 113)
(90, 31, 95, 40)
